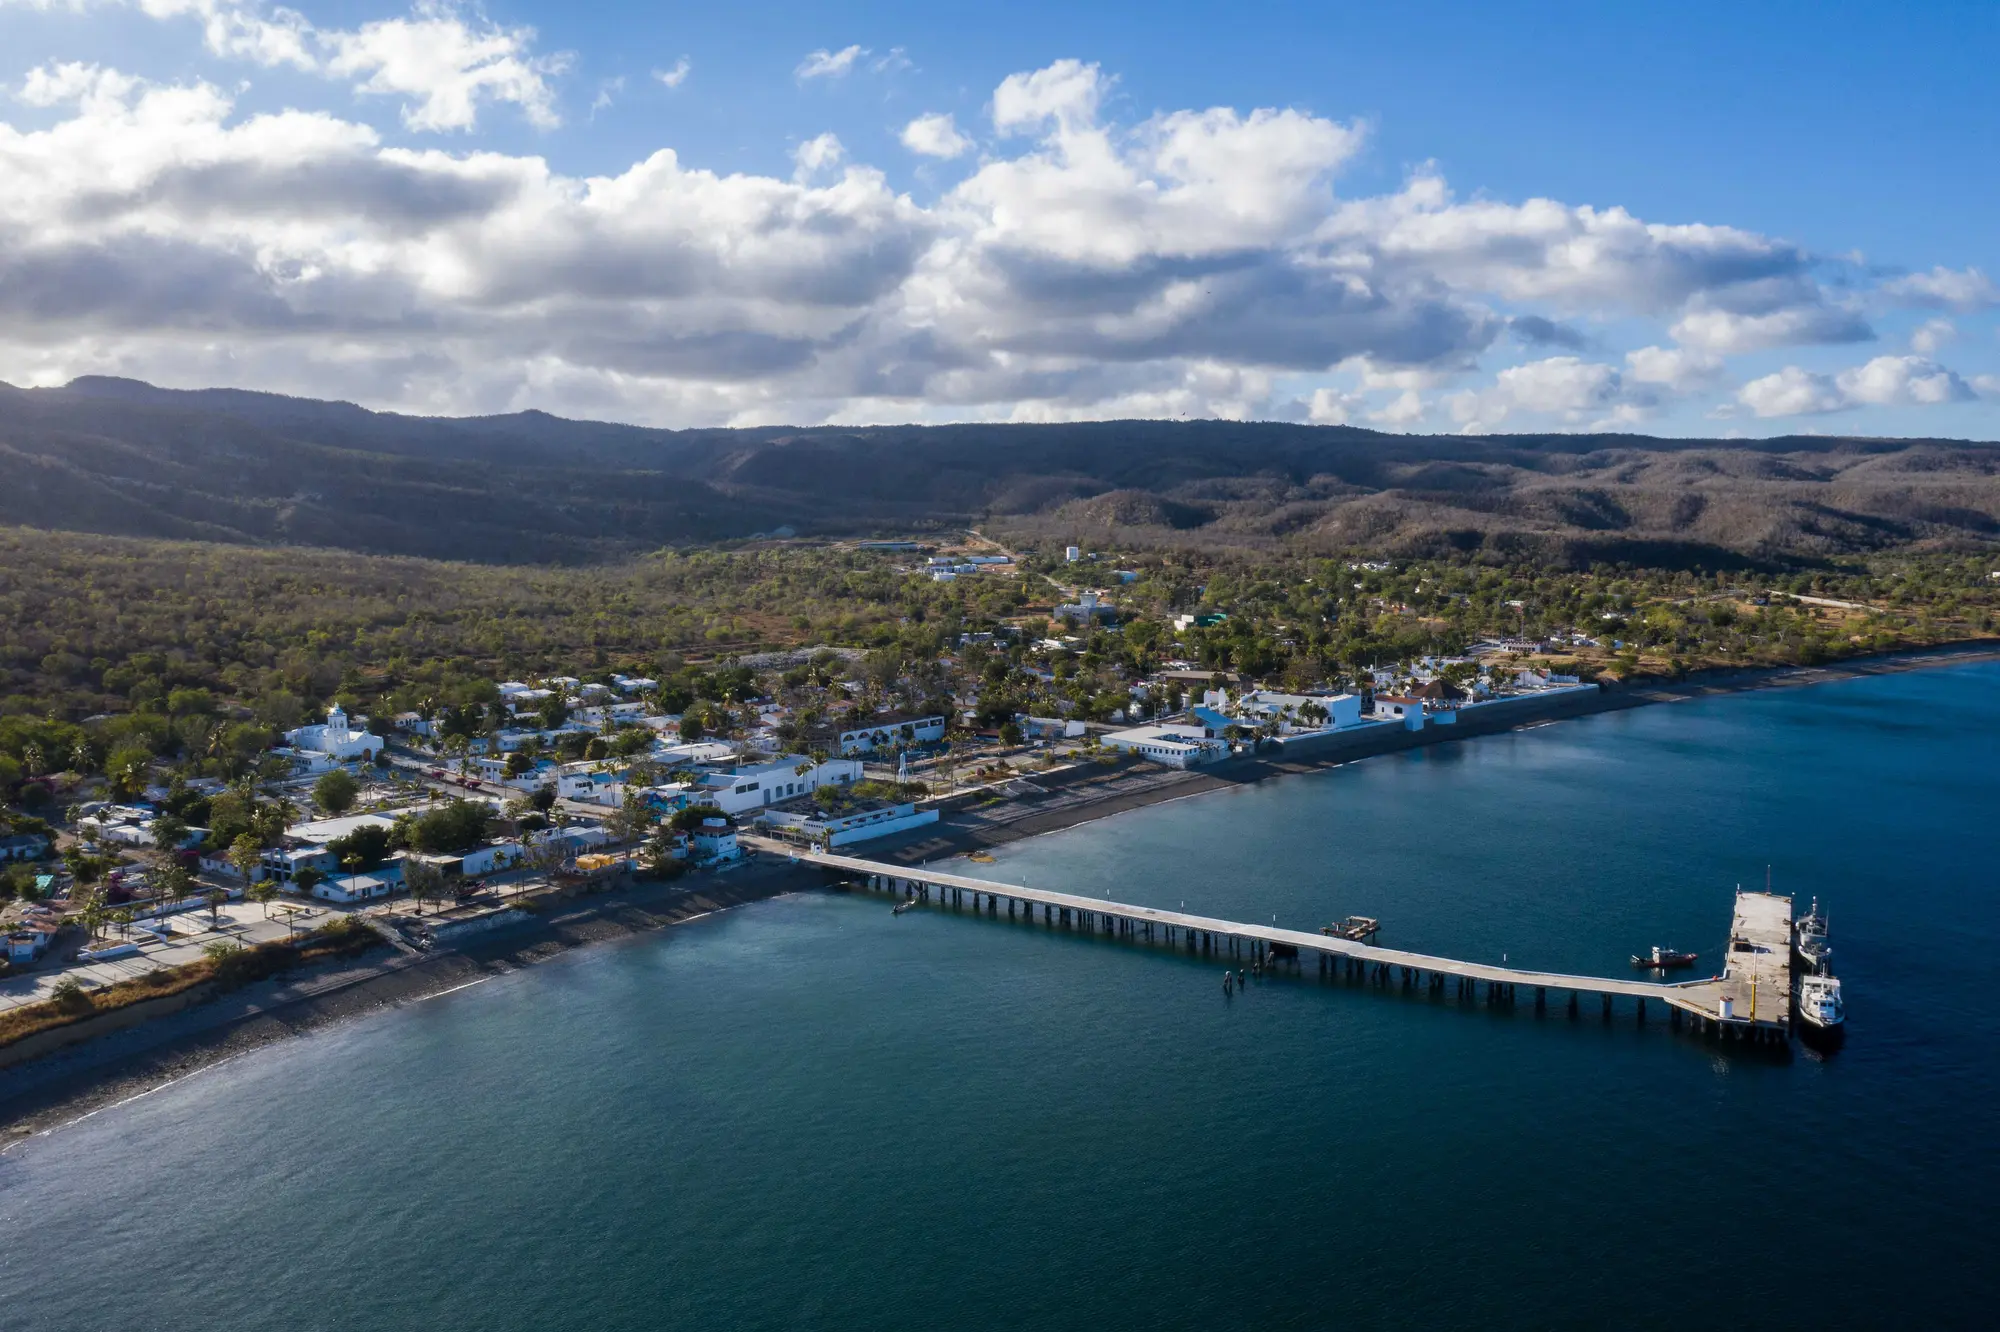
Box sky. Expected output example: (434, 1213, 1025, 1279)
(1, 0, 1997, 437)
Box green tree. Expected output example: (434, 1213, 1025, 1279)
(150, 811, 189, 856)
(326, 823, 392, 867)
(536, 693, 569, 729)
(227, 832, 264, 885)
(105, 744, 153, 799)
(314, 768, 360, 816)
(640, 824, 689, 879)
(408, 800, 489, 854)
(402, 855, 445, 916)
(669, 803, 729, 833)
(154, 860, 192, 912)
(249, 877, 280, 918)
(50, 976, 93, 1013)
(606, 788, 654, 844)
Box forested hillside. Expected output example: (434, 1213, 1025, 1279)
(3, 377, 1998, 565)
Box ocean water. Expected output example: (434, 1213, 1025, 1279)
(3, 663, 1998, 1331)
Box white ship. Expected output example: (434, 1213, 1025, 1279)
(1795, 896, 1832, 971)
(1798, 972, 1845, 1031)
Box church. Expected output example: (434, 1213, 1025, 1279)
(284, 705, 385, 763)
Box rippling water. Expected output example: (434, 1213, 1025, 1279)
(4, 664, 1996, 1331)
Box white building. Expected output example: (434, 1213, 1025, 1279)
(832, 714, 946, 755)
(653, 741, 740, 767)
(692, 755, 861, 816)
(505, 688, 556, 714)
(691, 817, 740, 863)
(758, 800, 939, 847)
(1056, 590, 1117, 622)
(1372, 697, 1456, 730)
(1100, 724, 1227, 768)
(404, 840, 523, 879)
(283, 705, 384, 762)
(311, 872, 396, 904)
(1064, 546, 1081, 561)
(1239, 691, 1365, 732)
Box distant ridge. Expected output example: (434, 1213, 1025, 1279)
(1, 377, 1995, 565)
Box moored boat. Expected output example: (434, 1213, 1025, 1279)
(1631, 946, 1698, 969)
(1796, 895, 1833, 969)
(1798, 972, 1845, 1031)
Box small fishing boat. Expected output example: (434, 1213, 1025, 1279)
(1631, 946, 1699, 969)
(1796, 896, 1832, 969)
(891, 899, 916, 915)
(1798, 972, 1845, 1032)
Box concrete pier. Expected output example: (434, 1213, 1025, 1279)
(801, 842, 1791, 1041)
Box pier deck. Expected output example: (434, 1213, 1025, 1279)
(1693, 889, 1794, 1031)
(757, 839, 1792, 1040)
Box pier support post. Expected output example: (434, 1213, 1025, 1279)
(1637, 998, 1646, 1024)
(1602, 993, 1612, 1021)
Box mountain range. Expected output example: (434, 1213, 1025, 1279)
(3, 376, 1997, 567)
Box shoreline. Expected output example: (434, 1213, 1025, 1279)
(865, 638, 2000, 865)
(0, 863, 810, 1143)
(6, 637, 1997, 1141)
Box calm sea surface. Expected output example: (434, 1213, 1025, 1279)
(4, 664, 1998, 1330)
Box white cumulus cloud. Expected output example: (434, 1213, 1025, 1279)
(1670, 304, 1871, 355)
(653, 56, 690, 89)
(15, 0, 573, 130)
(1910, 318, 1955, 354)
(1738, 356, 1975, 418)
(901, 111, 971, 159)
(1882, 265, 2000, 311)
(1624, 344, 1722, 392)
(0, 37, 1991, 431)
(791, 131, 844, 179)
(322, 6, 568, 131)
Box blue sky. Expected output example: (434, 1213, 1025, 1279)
(1, 0, 1996, 436)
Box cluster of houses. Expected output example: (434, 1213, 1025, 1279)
(1094, 659, 1596, 769)
(924, 553, 1012, 582)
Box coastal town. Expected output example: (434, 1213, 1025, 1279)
(0, 540, 1640, 1030)
(1, 531, 1991, 1058)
